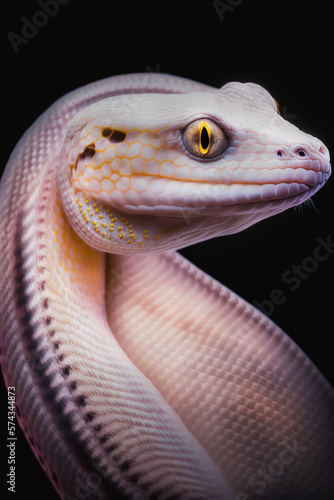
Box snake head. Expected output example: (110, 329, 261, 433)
(57, 82, 331, 254)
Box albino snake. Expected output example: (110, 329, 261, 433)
(0, 73, 333, 499)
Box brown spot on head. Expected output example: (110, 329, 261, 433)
(108, 130, 126, 144)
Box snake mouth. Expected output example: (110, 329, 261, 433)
(63, 164, 330, 254)
(109, 168, 330, 217)
(68, 179, 328, 255)
(72, 171, 330, 224)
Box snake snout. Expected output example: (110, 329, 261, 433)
(274, 139, 331, 188)
(275, 142, 330, 167)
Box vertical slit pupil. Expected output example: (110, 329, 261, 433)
(201, 126, 210, 151)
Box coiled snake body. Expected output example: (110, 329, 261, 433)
(0, 73, 333, 499)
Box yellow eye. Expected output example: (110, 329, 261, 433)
(183, 119, 228, 159)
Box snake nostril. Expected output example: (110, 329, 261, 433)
(276, 147, 310, 159)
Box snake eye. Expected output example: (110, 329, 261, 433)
(183, 119, 228, 159)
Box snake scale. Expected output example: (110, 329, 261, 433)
(0, 73, 333, 499)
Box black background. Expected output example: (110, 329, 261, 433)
(1, 1, 333, 498)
